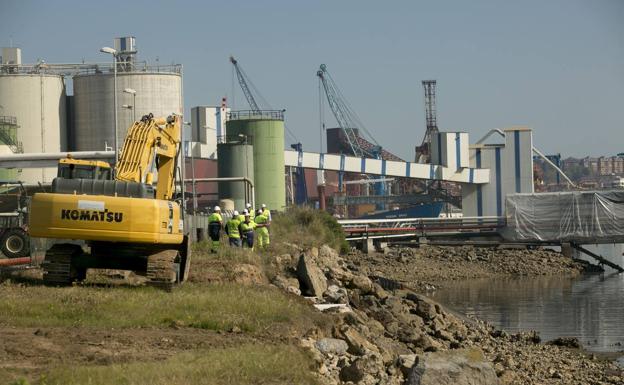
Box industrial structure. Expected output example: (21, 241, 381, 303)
(0, 47, 67, 183)
(415, 80, 439, 164)
(220, 110, 286, 210)
(0, 38, 611, 226)
(0, 116, 21, 181)
(0, 38, 182, 184)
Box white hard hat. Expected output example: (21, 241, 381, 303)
(246, 202, 252, 208)
(214, 206, 221, 211)
(257, 209, 263, 215)
(233, 210, 239, 216)
(261, 203, 267, 208)
(243, 209, 249, 214)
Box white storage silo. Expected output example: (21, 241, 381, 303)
(0, 69, 67, 184)
(72, 70, 182, 152)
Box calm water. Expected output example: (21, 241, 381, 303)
(429, 244, 624, 354)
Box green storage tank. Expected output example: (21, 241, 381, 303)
(226, 111, 285, 211)
(217, 142, 254, 210)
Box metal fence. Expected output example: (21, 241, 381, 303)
(0, 62, 182, 76)
(227, 110, 284, 121)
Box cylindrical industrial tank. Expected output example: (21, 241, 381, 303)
(226, 112, 285, 211)
(0, 117, 20, 181)
(0, 74, 67, 184)
(72, 70, 182, 151)
(217, 142, 254, 210)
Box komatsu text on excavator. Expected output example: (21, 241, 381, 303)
(29, 114, 190, 289)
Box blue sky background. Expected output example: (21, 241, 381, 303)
(1, 0, 623, 159)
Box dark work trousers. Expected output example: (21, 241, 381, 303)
(243, 231, 254, 248)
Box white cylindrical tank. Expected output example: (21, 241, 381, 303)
(72, 72, 182, 151)
(0, 74, 67, 184)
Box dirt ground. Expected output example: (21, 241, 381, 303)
(0, 248, 325, 384)
(0, 327, 248, 375)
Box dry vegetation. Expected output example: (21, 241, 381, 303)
(271, 208, 349, 254)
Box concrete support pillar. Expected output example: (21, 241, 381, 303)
(561, 243, 574, 258)
(362, 238, 375, 254)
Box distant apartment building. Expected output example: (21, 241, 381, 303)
(580, 157, 599, 175)
(597, 156, 624, 176)
(562, 157, 580, 170)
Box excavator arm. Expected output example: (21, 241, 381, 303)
(115, 114, 181, 200)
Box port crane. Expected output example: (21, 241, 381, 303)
(230, 56, 262, 112)
(317, 64, 390, 208)
(415, 80, 439, 163)
(316, 64, 382, 159)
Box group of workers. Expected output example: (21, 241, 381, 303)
(207, 203, 271, 252)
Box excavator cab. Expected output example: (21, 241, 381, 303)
(57, 157, 112, 180)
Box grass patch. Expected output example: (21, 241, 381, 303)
(192, 241, 263, 265)
(271, 207, 349, 253)
(0, 281, 319, 332)
(11, 344, 317, 385)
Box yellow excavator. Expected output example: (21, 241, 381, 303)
(29, 114, 190, 289)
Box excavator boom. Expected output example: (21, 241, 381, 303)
(115, 114, 181, 200)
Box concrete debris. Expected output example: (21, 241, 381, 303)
(405, 348, 499, 385)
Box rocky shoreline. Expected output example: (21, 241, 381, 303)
(270, 244, 622, 384)
(343, 245, 588, 292)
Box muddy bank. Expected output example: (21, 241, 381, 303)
(343, 246, 586, 291)
(269, 244, 622, 384)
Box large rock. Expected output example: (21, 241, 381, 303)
(297, 253, 328, 296)
(339, 353, 384, 383)
(271, 275, 301, 296)
(405, 348, 499, 385)
(349, 275, 374, 294)
(342, 327, 379, 356)
(324, 284, 349, 303)
(406, 292, 440, 321)
(315, 338, 349, 355)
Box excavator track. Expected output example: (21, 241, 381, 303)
(146, 250, 178, 291)
(42, 244, 84, 285)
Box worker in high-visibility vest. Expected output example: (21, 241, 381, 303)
(246, 203, 255, 220)
(254, 208, 270, 250)
(240, 212, 256, 249)
(238, 209, 247, 222)
(207, 206, 223, 253)
(261, 203, 271, 221)
(225, 210, 242, 247)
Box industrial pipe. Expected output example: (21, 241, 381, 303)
(183, 177, 255, 210)
(0, 257, 31, 267)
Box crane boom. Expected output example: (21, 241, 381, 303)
(317, 64, 363, 157)
(316, 64, 381, 159)
(230, 56, 260, 112)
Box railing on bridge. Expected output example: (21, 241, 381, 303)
(338, 216, 506, 241)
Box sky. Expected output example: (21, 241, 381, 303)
(1, 0, 623, 160)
